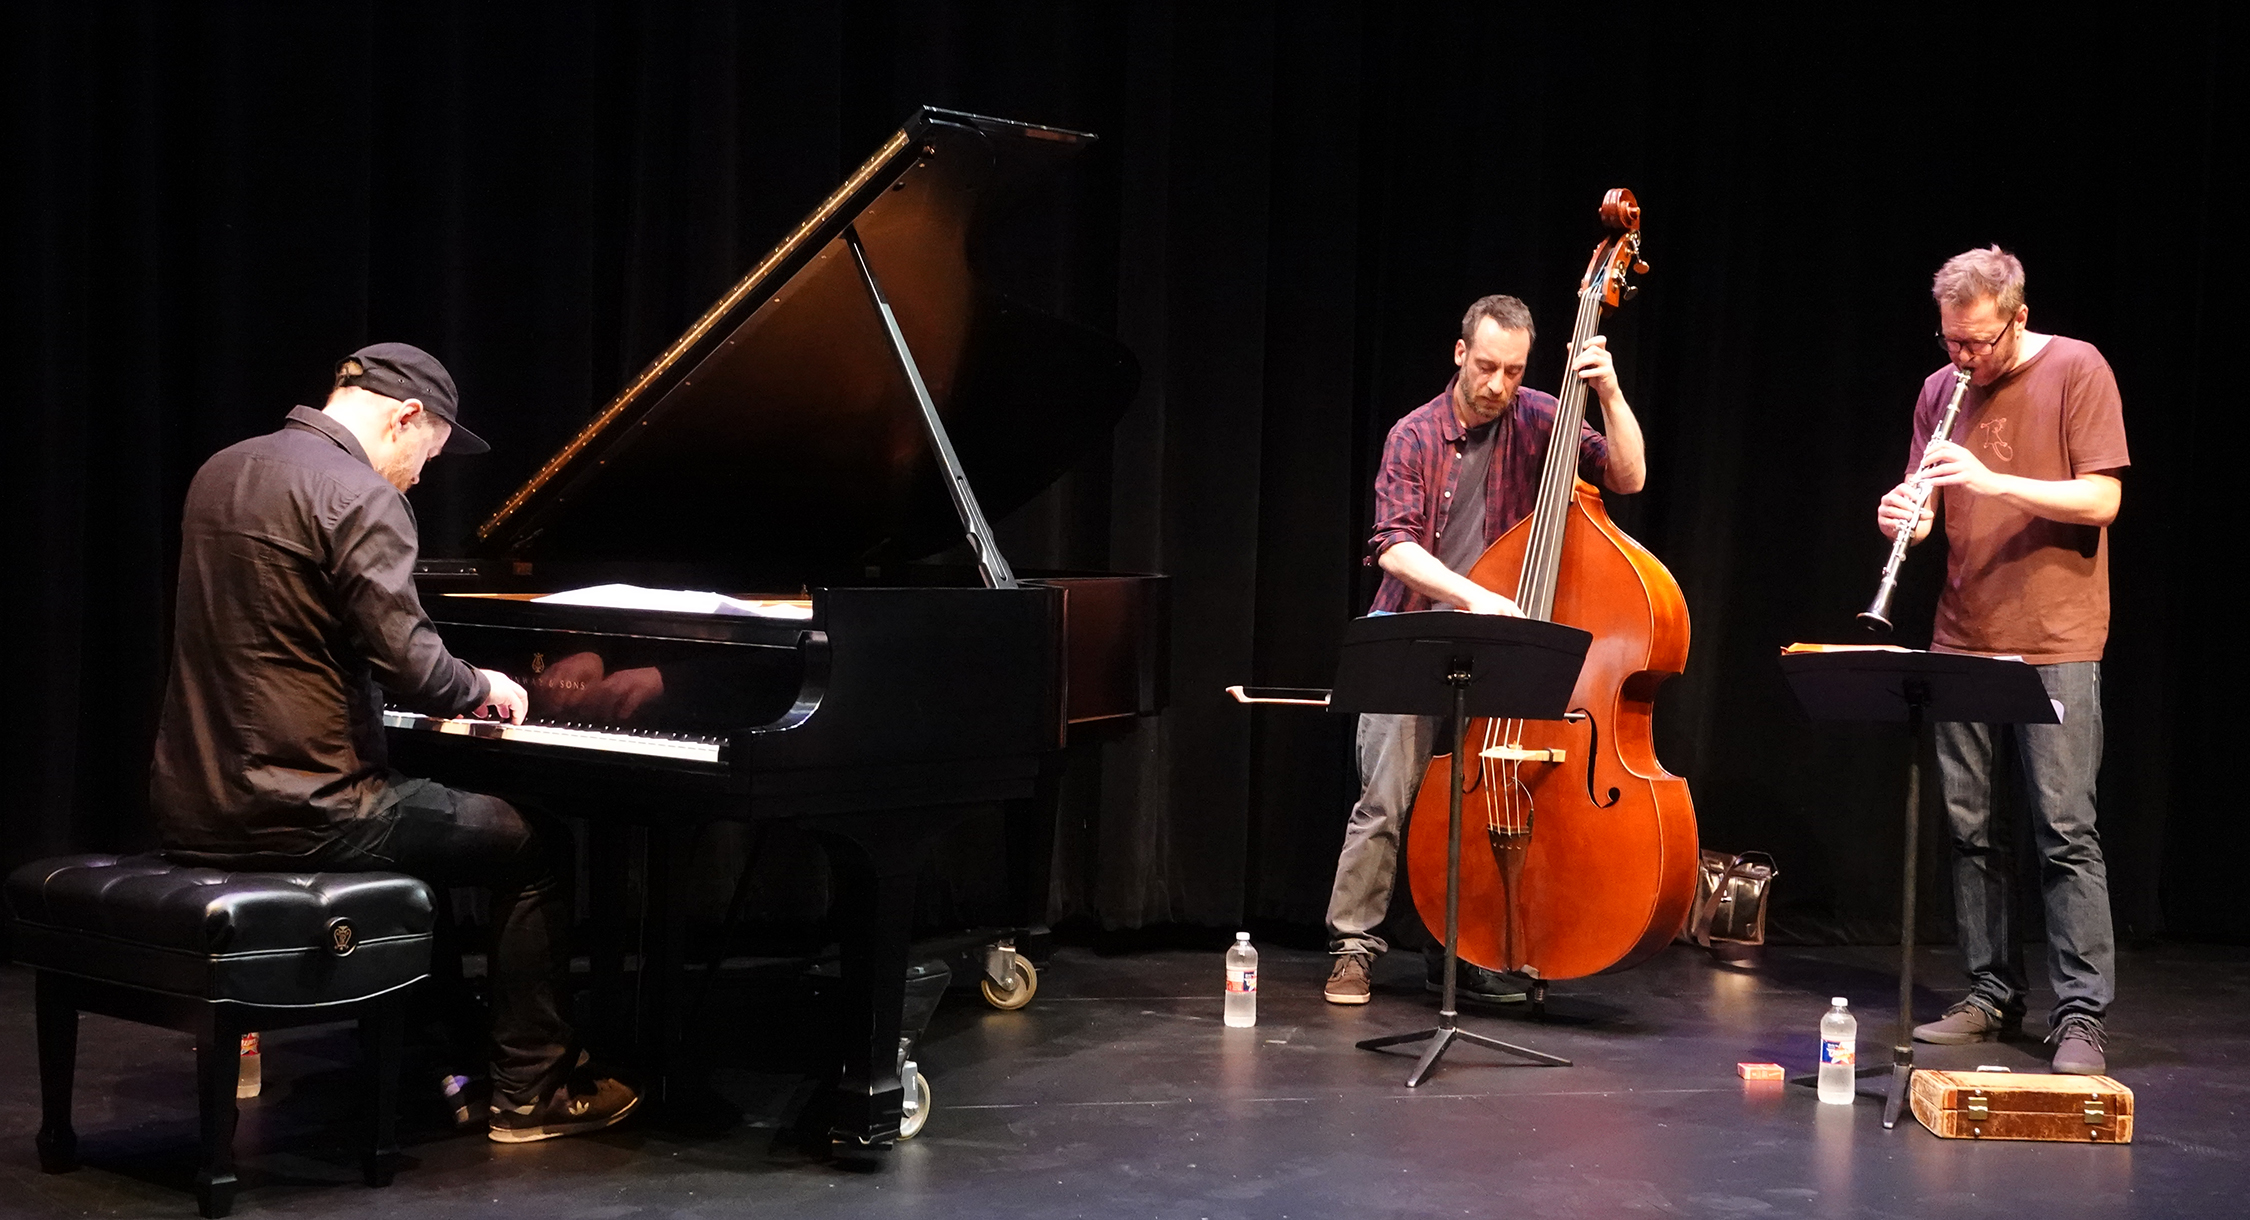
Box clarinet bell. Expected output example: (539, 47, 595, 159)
(1857, 579, 1898, 633)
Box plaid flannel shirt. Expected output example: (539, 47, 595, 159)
(1366, 380, 1610, 613)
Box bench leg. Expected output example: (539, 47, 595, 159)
(360, 994, 404, 1187)
(34, 973, 78, 1173)
(193, 1011, 240, 1218)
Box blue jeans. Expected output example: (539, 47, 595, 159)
(1932, 660, 2113, 1025)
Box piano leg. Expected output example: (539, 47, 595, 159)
(1002, 762, 1064, 931)
(802, 809, 962, 1149)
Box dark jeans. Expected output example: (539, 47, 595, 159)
(173, 777, 574, 1107)
(1932, 659, 2113, 1026)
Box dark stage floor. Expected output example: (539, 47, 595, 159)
(2, 940, 2244, 1218)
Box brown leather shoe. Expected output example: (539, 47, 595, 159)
(1912, 999, 2020, 1045)
(2048, 1014, 2108, 1074)
(1324, 953, 1372, 1005)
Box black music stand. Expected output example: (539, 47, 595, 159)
(1779, 648, 2058, 1129)
(1331, 612, 1592, 1087)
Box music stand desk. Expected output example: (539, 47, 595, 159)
(1329, 612, 1591, 1087)
(1779, 647, 2057, 1128)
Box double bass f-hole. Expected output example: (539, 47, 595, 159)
(1568, 707, 1620, 809)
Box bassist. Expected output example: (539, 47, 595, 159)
(1323, 294, 1646, 1005)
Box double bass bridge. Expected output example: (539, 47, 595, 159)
(1481, 745, 1566, 764)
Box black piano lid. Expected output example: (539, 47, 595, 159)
(474, 107, 1141, 581)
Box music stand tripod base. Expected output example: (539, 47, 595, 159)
(1357, 1015, 1573, 1088)
(1329, 615, 1588, 1087)
(1353, 680, 1575, 1086)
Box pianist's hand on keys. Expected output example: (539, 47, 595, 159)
(474, 668, 529, 724)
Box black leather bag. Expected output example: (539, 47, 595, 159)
(1682, 849, 1778, 948)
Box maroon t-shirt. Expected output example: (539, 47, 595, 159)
(1904, 336, 2129, 663)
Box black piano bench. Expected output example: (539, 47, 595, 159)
(2, 854, 434, 1218)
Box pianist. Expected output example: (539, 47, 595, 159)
(150, 342, 639, 1143)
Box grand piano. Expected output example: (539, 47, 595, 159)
(383, 107, 1166, 1148)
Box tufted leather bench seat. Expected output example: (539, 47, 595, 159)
(4, 854, 434, 1217)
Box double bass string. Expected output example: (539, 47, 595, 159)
(1484, 261, 1618, 842)
(1516, 278, 1608, 618)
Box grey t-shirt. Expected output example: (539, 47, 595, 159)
(1434, 420, 1498, 575)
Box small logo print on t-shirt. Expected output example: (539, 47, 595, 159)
(1973, 416, 2015, 463)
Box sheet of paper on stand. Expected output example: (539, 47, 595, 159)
(532, 583, 814, 619)
(1779, 642, 1915, 654)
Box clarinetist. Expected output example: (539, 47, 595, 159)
(1876, 247, 2129, 1074)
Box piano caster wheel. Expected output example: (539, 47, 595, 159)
(898, 1071, 932, 1140)
(979, 953, 1038, 1011)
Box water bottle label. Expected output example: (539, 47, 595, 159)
(1227, 967, 1256, 994)
(1821, 1037, 1854, 1067)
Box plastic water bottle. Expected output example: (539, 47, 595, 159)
(236, 1033, 262, 1099)
(1818, 997, 1857, 1105)
(1224, 932, 1258, 1027)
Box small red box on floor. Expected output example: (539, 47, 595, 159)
(1737, 1062, 1785, 1080)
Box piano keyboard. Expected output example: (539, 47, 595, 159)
(382, 710, 727, 764)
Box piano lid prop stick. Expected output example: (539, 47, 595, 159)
(844, 224, 1019, 590)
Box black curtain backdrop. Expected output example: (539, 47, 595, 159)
(7, 2, 2245, 947)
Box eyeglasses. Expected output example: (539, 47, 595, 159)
(1936, 319, 2014, 357)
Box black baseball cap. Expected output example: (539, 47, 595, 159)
(334, 342, 488, 454)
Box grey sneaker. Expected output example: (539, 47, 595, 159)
(488, 1073, 640, 1144)
(1324, 953, 1373, 1005)
(2048, 1014, 2108, 1075)
(1912, 1000, 2019, 1045)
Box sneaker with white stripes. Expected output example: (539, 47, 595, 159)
(488, 1072, 640, 1144)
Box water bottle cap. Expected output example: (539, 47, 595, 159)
(1236, 932, 1250, 941)
(1831, 997, 1848, 1007)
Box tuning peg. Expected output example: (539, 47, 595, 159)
(1633, 259, 1650, 275)
(1621, 285, 1640, 302)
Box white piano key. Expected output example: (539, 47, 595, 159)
(382, 710, 724, 763)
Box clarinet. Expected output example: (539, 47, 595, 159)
(1858, 366, 1974, 631)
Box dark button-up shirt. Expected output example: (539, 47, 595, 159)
(1367, 381, 1610, 613)
(151, 407, 487, 856)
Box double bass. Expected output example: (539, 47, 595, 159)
(1401, 189, 1699, 982)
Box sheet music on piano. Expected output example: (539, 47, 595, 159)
(531, 582, 813, 620)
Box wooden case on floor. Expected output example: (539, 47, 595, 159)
(1909, 1070, 2133, 1142)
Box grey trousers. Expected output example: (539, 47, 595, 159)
(1933, 659, 2114, 1025)
(1327, 712, 1439, 957)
